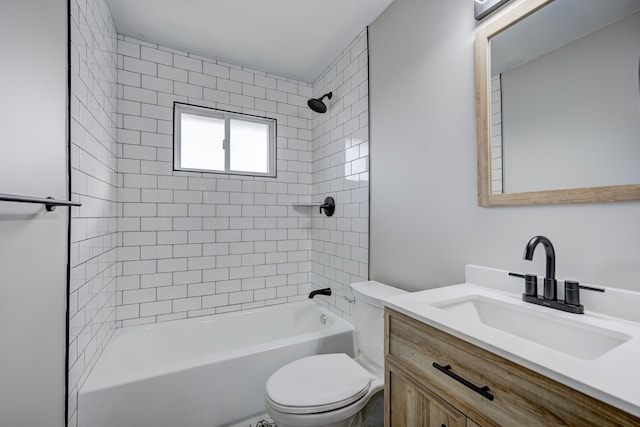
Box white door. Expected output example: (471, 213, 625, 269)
(0, 0, 68, 426)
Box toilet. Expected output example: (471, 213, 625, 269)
(264, 281, 407, 427)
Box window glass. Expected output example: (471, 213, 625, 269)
(229, 119, 269, 174)
(180, 114, 225, 171)
(174, 103, 276, 177)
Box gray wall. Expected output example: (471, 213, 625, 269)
(368, 0, 640, 292)
(0, 0, 68, 425)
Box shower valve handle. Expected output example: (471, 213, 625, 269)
(318, 197, 335, 217)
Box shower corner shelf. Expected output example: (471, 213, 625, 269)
(292, 196, 335, 217)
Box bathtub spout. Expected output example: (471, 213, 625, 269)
(308, 288, 332, 299)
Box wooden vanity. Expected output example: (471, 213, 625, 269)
(384, 307, 640, 426)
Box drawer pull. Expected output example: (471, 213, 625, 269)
(432, 362, 494, 401)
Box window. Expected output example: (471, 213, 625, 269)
(174, 103, 276, 177)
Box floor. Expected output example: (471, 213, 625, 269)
(228, 413, 276, 427)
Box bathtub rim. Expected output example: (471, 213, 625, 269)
(80, 300, 354, 393)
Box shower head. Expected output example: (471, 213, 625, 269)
(307, 92, 333, 113)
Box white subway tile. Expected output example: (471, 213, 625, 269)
(203, 62, 230, 79)
(122, 231, 156, 246)
(202, 267, 229, 282)
(118, 40, 140, 58)
(188, 71, 216, 88)
(277, 80, 298, 94)
(157, 285, 187, 300)
(203, 88, 230, 104)
(188, 282, 215, 297)
(254, 288, 277, 301)
(158, 176, 188, 190)
(174, 82, 203, 99)
(122, 288, 156, 304)
(141, 217, 173, 231)
(122, 260, 157, 276)
(217, 78, 242, 94)
(158, 64, 188, 83)
(141, 46, 173, 66)
(255, 74, 277, 89)
(202, 293, 229, 308)
(123, 56, 157, 76)
(118, 70, 141, 87)
(242, 84, 265, 99)
(141, 273, 173, 288)
(254, 264, 277, 277)
(141, 245, 173, 260)
(157, 231, 188, 245)
(187, 230, 215, 243)
(173, 54, 202, 72)
(141, 75, 173, 94)
(140, 300, 172, 316)
(173, 297, 201, 312)
(123, 86, 157, 104)
(73, 25, 368, 329)
(116, 304, 140, 320)
(157, 258, 188, 273)
(173, 270, 202, 285)
(229, 290, 253, 304)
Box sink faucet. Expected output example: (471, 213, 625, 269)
(510, 235, 605, 314)
(523, 235, 557, 300)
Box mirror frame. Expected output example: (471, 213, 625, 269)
(475, 0, 640, 206)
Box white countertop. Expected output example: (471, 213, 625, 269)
(382, 265, 640, 417)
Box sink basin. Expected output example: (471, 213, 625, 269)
(434, 295, 631, 360)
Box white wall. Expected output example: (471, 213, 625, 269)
(368, 0, 640, 292)
(0, 0, 68, 426)
(310, 29, 370, 320)
(68, 0, 119, 424)
(114, 36, 315, 326)
(67, 3, 371, 422)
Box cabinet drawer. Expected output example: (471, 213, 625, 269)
(385, 308, 639, 427)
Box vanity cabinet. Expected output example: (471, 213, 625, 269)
(384, 308, 640, 427)
(387, 361, 478, 427)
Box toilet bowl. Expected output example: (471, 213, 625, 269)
(264, 281, 406, 427)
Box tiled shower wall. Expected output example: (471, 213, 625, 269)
(68, 1, 370, 420)
(310, 29, 370, 321)
(68, 0, 119, 424)
(114, 36, 316, 326)
(491, 75, 503, 193)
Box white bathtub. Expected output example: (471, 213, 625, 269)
(78, 300, 354, 427)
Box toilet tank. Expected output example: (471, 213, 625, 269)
(351, 281, 407, 368)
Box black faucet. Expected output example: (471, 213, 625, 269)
(510, 235, 604, 314)
(523, 235, 557, 300)
(308, 288, 331, 299)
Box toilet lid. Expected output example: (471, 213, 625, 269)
(265, 353, 371, 414)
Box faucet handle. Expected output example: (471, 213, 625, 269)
(564, 280, 605, 306)
(509, 272, 538, 297)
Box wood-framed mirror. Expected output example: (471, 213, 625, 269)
(476, 0, 640, 206)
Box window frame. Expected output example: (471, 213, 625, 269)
(173, 102, 277, 178)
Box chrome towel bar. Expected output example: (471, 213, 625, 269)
(0, 193, 82, 212)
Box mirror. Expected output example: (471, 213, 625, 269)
(476, 0, 640, 206)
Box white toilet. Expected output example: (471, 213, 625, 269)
(264, 281, 407, 427)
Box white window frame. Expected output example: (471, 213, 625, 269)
(173, 102, 276, 177)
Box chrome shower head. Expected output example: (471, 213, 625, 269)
(307, 92, 332, 113)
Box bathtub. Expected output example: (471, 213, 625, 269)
(78, 300, 354, 427)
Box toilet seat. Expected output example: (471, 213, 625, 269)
(265, 353, 371, 415)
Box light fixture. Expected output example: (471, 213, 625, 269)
(474, 0, 510, 20)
